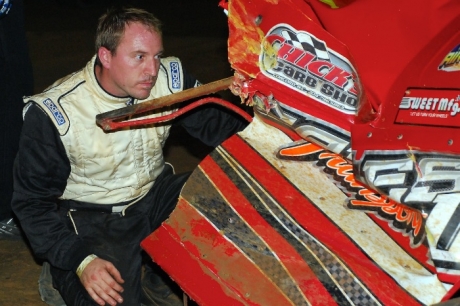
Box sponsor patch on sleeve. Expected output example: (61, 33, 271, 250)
(43, 98, 66, 126)
(169, 61, 181, 90)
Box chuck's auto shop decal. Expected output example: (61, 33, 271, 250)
(260, 24, 360, 115)
(396, 89, 460, 128)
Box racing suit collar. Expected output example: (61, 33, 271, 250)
(85, 55, 134, 106)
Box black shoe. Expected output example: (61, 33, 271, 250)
(141, 263, 183, 306)
(38, 262, 67, 306)
(0, 217, 22, 240)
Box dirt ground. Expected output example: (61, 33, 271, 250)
(0, 0, 237, 304)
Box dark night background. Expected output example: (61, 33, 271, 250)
(24, 0, 232, 92)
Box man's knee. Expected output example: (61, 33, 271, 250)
(49, 264, 98, 306)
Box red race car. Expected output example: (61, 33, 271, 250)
(112, 0, 460, 304)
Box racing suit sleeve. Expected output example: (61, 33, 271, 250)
(175, 69, 250, 147)
(11, 103, 91, 272)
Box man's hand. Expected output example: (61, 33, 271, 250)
(79, 257, 125, 306)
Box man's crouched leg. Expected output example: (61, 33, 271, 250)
(49, 263, 100, 306)
(38, 262, 66, 306)
(39, 261, 99, 306)
(141, 261, 183, 306)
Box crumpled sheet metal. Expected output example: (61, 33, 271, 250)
(142, 115, 445, 305)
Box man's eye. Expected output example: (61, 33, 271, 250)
(136, 54, 144, 60)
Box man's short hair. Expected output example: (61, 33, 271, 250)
(95, 7, 162, 56)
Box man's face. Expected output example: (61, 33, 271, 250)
(100, 22, 163, 100)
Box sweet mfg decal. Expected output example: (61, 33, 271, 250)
(396, 88, 460, 128)
(260, 24, 360, 115)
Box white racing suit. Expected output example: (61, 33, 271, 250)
(12, 55, 248, 305)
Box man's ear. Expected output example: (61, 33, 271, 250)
(97, 47, 112, 69)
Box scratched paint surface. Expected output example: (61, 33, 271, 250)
(238, 116, 446, 305)
(144, 115, 447, 305)
(227, 0, 266, 77)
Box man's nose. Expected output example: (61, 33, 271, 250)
(145, 58, 159, 77)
